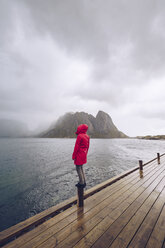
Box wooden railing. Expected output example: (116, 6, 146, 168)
(78, 152, 165, 207)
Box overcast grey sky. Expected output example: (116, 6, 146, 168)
(0, 0, 165, 136)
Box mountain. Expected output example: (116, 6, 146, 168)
(0, 119, 29, 138)
(40, 111, 128, 138)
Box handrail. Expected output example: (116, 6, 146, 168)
(142, 152, 165, 166)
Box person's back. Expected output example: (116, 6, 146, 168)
(79, 133, 89, 148)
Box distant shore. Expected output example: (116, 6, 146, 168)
(137, 135, 165, 140)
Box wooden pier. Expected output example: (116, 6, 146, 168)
(0, 153, 165, 248)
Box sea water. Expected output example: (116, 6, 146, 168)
(0, 138, 165, 231)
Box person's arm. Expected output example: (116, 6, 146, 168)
(72, 135, 81, 160)
(87, 137, 90, 152)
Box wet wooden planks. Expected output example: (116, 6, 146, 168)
(0, 160, 146, 246)
(1, 155, 165, 248)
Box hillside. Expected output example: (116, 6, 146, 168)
(41, 111, 128, 138)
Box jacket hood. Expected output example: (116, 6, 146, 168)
(75, 124, 88, 135)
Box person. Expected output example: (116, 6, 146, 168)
(72, 124, 90, 188)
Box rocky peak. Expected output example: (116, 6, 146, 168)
(41, 111, 127, 138)
(96, 110, 111, 119)
(95, 110, 117, 133)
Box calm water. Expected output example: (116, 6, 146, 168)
(0, 138, 165, 231)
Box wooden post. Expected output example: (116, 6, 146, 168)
(139, 160, 143, 171)
(77, 187, 84, 207)
(157, 153, 160, 164)
(139, 160, 143, 178)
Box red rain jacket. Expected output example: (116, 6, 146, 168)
(72, 124, 90, 165)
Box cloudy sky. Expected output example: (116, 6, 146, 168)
(1, 0, 165, 136)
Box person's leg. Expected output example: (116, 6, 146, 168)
(80, 165, 86, 184)
(76, 165, 85, 185)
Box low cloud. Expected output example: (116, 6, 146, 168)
(0, 0, 165, 135)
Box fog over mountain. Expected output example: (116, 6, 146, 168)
(1, 1, 165, 136)
(41, 111, 127, 138)
(0, 119, 29, 137)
